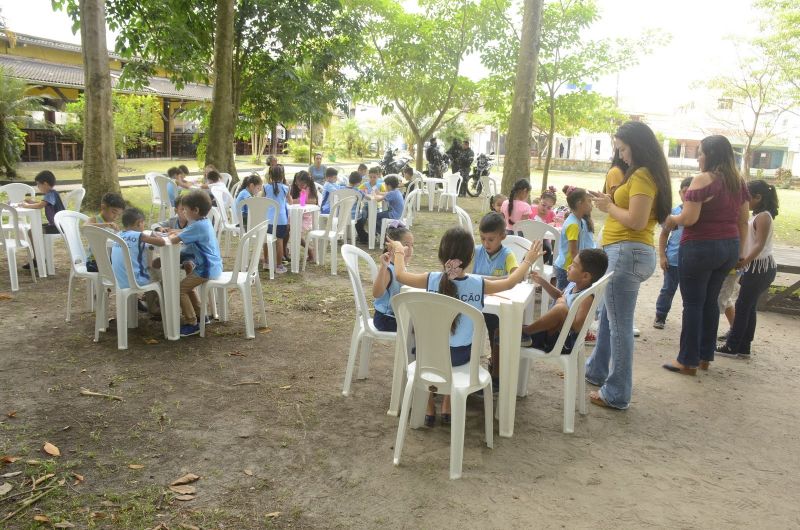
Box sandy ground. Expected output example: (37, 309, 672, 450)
(1, 204, 799, 529)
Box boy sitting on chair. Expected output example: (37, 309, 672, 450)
(521, 248, 608, 354)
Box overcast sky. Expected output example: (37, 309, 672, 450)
(1, 0, 760, 114)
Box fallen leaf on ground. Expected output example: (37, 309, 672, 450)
(258, 327, 272, 334)
(61, 425, 70, 431)
(179, 524, 200, 530)
(266, 512, 281, 519)
(33, 514, 51, 523)
(1, 471, 21, 478)
(33, 473, 55, 487)
(168, 485, 196, 495)
(89, 512, 105, 519)
(0, 482, 13, 496)
(54, 522, 76, 528)
(26, 459, 41, 465)
(0, 293, 13, 300)
(79, 388, 124, 401)
(43, 442, 61, 456)
(243, 469, 253, 476)
(71, 472, 84, 485)
(173, 494, 195, 501)
(6, 411, 16, 418)
(228, 351, 247, 357)
(170, 473, 200, 486)
(0, 455, 19, 464)
(144, 338, 159, 345)
(279, 385, 292, 390)
(58, 478, 66, 486)
(128, 464, 144, 470)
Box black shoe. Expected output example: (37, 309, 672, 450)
(520, 333, 532, 347)
(22, 260, 37, 270)
(653, 317, 665, 330)
(715, 344, 740, 358)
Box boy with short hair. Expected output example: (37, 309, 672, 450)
(177, 164, 193, 189)
(22, 170, 65, 270)
(167, 191, 222, 337)
(320, 167, 342, 214)
(347, 171, 364, 220)
(357, 163, 368, 180)
(473, 212, 519, 386)
(521, 248, 609, 354)
(358, 166, 385, 195)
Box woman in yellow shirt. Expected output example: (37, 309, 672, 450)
(584, 121, 673, 410)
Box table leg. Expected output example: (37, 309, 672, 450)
(427, 185, 434, 212)
(161, 244, 180, 340)
(498, 299, 523, 438)
(368, 201, 377, 250)
(289, 210, 301, 273)
(29, 218, 47, 279)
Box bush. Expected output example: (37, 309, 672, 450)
(286, 139, 311, 163)
(775, 167, 793, 189)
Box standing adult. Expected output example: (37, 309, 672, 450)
(309, 152, 326, 184)
(662, 135, 750, 375)
(584, 121, 672, 410)
(604, 148, 629, 195)
(458, 139, 474, 196)
(446, 139, 461, 174)
(426, 138, 443, 178)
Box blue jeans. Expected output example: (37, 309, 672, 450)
(554, 266, 569, 290)
(585, 241, 656, 409)
(655, 265, 680, 319)
(677, 238, 739, 366)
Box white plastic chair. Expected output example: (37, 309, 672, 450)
(304, 195, 356, 275)
(54, 211, 98, 321)
(453, 205, 474, 236)
(514, 219, 560, 316)
(340, 244, 398, 396)
(318, 188, 362, 245)
(0, 203, 36, 291)
(518, 272, 613, 433)
(230, 180, 243, 199)
(378, 189, 421, 248)
(144, 173, 163, 224)
(198, 221, 269, 339)
(391, 291, 493, 480)
(238, 197, 279, 280)
(153, 175, 175, 222)
(210, 187, 239, 257)
(407, 175, 424, 211)
(437, 172, 462, 212)
(0, 183, 36, 204)
(44, 189, 87, 275)
(82, 225, 166, 350)
(479, 174, 498, 211)
(64, 188, 85, 212)
(220, 172, 233, 190)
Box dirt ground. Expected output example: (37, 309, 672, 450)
(1, 197, 799, 529)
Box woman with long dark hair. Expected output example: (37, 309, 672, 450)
(603, 148, 629, 195)
(662, 135, 750, 375)
(584, 121, 671, 409)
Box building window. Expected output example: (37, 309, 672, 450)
(717, 98, 733, 110)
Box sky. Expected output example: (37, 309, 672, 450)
(0, 0, 761, 114)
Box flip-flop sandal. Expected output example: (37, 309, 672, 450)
(589, 392, 613, 409)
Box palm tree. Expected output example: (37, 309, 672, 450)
(0, 66, 41, 178)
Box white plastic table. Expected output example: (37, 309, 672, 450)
(287, 204, 320, 273)
(421, 177, 445, 212)
(152, 242, 182, 340)
(389, 281, 536, 438)
(13, 205, 48, 278)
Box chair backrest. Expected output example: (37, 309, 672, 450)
(330, 188, 363, 221)
(64, 188, 86, 212)
(0, 203, 24, 251)
(211, 187, 238, 226)
(54, 210, 90, 272)
(153, 174, 172, 202)
(341, 244, 379, 330)
(391, 291, 486, 392)
(538, 272, 613, 357)
(479, 174, 497, 197)
(314, 182, 325, 199)
(227, 220, 269, 282)
(208, 206, 222, 236)
(144, 173, 162, 204)
(220, 172, 233, 189)
(324, 195, 357, 237)
(239, 197, 279, 233)
(0, 183, 36, 204)
(502, 234, 530, 264)
(400, 189, 421, 226)
(444, 172, 461, 194)
(453, 205, 473, 235)
(230, 180, 243, 199)
(81, 225, 131, 289)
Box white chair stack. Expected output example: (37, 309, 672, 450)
(391, 291, 493, 480)
(340, 244, 398, 396)
(304, 195, 356, 275)
(378, 189, 421, 248)
(54, 210, 97, 321)
(0, 203, 36, 291)
(517, 272, 613, 433)
(198, 221, 269, 339)
(82, 225, 167, 350)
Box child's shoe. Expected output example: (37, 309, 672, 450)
(520, 333, 533, 348)
(275, 264, 288, 274)
(180, 323, 200, 337)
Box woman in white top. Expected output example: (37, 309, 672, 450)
(716, 180, 779, 358)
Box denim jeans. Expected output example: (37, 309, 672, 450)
(677, 238, 739, 366)
(655, 265, 680, 319)
(726, 265, 776, 354)
(585, 241, 656, 409)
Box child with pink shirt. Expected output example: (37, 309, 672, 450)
(500, 179, 533, 233)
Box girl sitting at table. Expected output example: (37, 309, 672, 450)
(290, 170, 318, 262)
(388, 227, 543, 427)
(373, 223, 414, 332)
(264, 165, 292, 274)
(235, 173, 263, 228)
(500, 178, 532, 233)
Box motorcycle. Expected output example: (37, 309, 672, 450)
(425, 153, 450, 179)
(465, 152, 495, 197)
(380, 148, 412, 176)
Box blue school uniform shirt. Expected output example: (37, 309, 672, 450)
(555, 213, 595, 270)
(264, 183, 290, 226)
(665, 204, 683, 267)
(179, 218, 222, 279)
(472, 245, 518, 277)
(235, 188, 252, 217)
(42, 189, 65, 226)
(320, 181, 342, 214)
(384, 189, 404, 218)
(167, 181, 177, 207)
(374, 262, 402, 316)
(426, 272, 484, 348)
(111, 230, 150, 289)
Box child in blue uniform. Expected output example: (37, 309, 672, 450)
(389, 227, 543, 426)
(373, 223, 414, 332)
(319, 167, 342, 214)
(235, 173, 263, 228)
(554, 186, 596, 289)
(264, 165, 291, 273)
(21, 170, 65, 270)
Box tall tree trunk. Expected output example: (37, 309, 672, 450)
(416, 137, 425, 171)
(501, 0, 543, 195)
(205, 0, 236, 176)
(79, 0, 119, 209)
(541, 102, 556, 192)
(271, 124, 278, 155)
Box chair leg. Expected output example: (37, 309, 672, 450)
(409, 381, 428, 429)
(45, 237, 55, 276)
(449, 391, 467, 480)
(578, 351, 588, 415)
(86, 279, 95, 312)
(562, 358, 577, 434)
(27, 247, 36, 284)
(199, 284, 208, 337)
(65, 270, 75, 321)
(393, 381, 415, 466)
(8, 248, 19, 291)
(483, 385, 494, 448)
(517, 357, 532, 397)
(241, 284, 255, 338)
(342, 324, 363, 396)
(220, 288, 229, 321)
(268, 240, 276, 280)
(117, 291, 128, 350)
(330, 240, 337, 275)
(357, 336, 372, 379)
(255, 278, 267, 328)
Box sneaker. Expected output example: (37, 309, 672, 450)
(633, 327, 641, 337)
(718, 330, 730, 341)
(715, 344, 740, 358)
(584, 330, 597, 344)
(180, 324, 200, 337)
(275, 264, 288, 274)
(520, 333, 533, 348)
(204, 316, 213, 326)
(653, 317, 665, 330)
